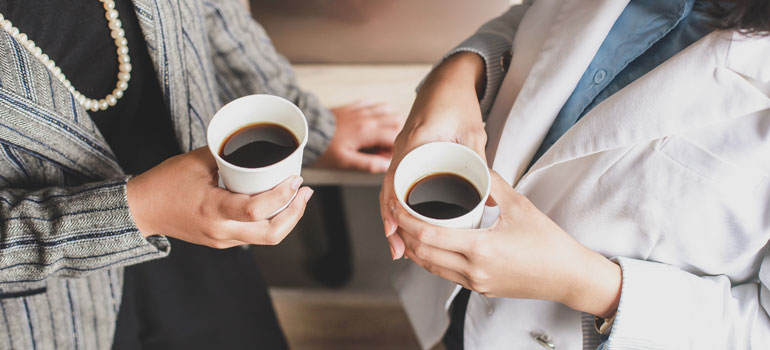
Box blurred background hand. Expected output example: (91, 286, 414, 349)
(314, 101, 405, 173)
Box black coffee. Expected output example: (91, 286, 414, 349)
(219, 123, 298, 168)
(406, 173, 481, 220)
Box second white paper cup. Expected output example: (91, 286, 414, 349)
(394, 142, 490, 229)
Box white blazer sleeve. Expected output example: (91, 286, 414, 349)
(605, 252, 770, 349)
(427, 2, 532, 116)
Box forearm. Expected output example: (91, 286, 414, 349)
(422, 52, 486, 102)
(0, 179, 170, 283)
(433, 3, 531, 115)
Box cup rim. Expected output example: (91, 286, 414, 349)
(207, 94, 309, 173)
(394, 141, 491, 224)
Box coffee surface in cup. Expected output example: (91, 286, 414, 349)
(406, 173, 481, 220)
(219, 123, 298, 168)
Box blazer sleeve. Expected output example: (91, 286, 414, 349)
(600, 250, 770, 349)
(0, 172, 170, 284)
(428, 1, 532, 117)
(202, 0, 335, 164)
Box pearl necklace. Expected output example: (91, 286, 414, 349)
(0, 0, 132, 112)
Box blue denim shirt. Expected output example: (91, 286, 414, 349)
(529, 0, 715, 166)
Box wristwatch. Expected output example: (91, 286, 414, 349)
(594, 312, 617, 335)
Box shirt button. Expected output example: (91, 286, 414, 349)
(593, 69, 607, 84)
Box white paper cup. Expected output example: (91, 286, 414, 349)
(394, 142, 490, 229)
(207, 94, 308, 195)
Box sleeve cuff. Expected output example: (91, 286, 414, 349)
(302, 105, 336, 165)
(603, 257, 729, 350)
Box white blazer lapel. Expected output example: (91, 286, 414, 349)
(524, 31, 770, 179)
(487, 0, 629, 186)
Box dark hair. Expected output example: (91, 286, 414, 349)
(706, 0, 770, 35)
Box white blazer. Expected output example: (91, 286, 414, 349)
(395, 0, 770, 349)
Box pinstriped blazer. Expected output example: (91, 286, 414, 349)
(0, 0, 335, 348)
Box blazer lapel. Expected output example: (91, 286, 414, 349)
(0, 32, 122, 179)
(523, 31, 770, 180)
(132, 0, 200, 152)
(487, 0, 629, 186)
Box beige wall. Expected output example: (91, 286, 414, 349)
(249, 0, 510, 64)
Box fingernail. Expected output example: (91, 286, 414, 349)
(384, 219, 395, 237)
(390, 245, 397, 260)
(291, 176, 303, 190)
(304, 189, 314, 203)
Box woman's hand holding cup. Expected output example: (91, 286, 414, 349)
(128, 95, 314, 249)
(127, 147, 314, 249)
(380, 51, 488, 259)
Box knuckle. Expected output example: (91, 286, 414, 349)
(413, 245, 430, 261)
(415, 227, 433, 243)
(197, 202, 214, 219)
(467, 237, 489, 258)
(365, 119, 378, 130)
(467, 266, 488, 284)
(265, 230, 285, 246)
(467, 279, 487, 294)
(243, 203, 260, 221)
(204, 228, 225, 241)
(209, 240, 230, 249)
(282, 182, 296, 199)
(421, 261, 435, 274)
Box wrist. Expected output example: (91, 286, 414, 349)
(560, 249, 622, 318)
(126, 175, 155, 238)
(428, 52, 486, 98)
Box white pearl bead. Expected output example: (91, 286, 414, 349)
(115, 37, 128, 47)
(90, 103, 100, 112)
(10, 27, 19, 36)
(84, 99, 93, 110)
(2, 21, 12, 32)
(17, 32, 27, 43)
(108, 19, 122, 31)
(113, 89, 124, 99)
(107, 9, 119, 20)
(99, 100, 109, 110)
(119, 63, 132, 73)
(63, 79, 72, 89)
(78, 95, 87, 106)
(117, 81, 128, 91)
(117, 46, 129, 56)
(45, 60, 55, 70)
(52, 66, 62, 76)
(0, 14, 4, 22)
(118, 72, 131, 82)
(118, 54, 130, 64)
(40, 53, 50, 64)
(32, 46, 42, 57)
(107, 95, 117, 106)
(110, 28, 125, 39)
(103, 1, 116, 11)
